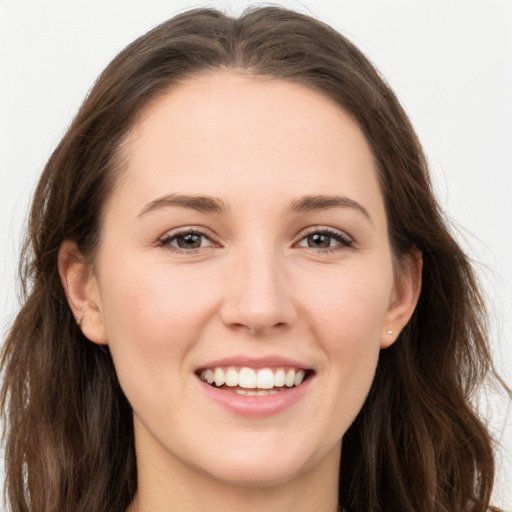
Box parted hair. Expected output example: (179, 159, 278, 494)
(1, 6, 505, 512)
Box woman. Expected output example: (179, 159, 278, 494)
(0, 6, 506, 512)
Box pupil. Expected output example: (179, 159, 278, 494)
(309, 234, 330, 248)
(177, 234, 201, 249)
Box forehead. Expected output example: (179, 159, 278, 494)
(112, 70, 384, 225)
(127, 71, 367, 160)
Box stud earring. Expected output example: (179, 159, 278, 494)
(387, 329, 393, 335)
(76, 317, 83, 327)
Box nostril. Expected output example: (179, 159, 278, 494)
(228, 320, 289, 336)
(219, 276, 298, 334)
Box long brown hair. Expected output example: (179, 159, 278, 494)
(1, 6, 506, 512)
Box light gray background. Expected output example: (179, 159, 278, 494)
(1, 0, 511, 509)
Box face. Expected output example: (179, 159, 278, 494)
(71, 71, 418, 491)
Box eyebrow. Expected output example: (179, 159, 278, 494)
(138, 194, 228, 217)
(138, 192, 371, 222)
(289, 195, 372, 222)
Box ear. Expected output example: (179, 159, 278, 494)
(58, 240, 108, 345)
(381, 249, 423, 348)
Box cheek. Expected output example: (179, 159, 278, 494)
(299, 260, 393, 408)
(99, 257, 217, 341)
(299, 260, 393, 346)
(95, 259, 219, 396)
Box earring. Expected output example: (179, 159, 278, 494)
(76, 317, 83, 327)
(386, 329, 393, 335)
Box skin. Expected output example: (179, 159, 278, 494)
(60, 71, 421, 512)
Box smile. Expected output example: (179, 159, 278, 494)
(198, 366, 311, 395)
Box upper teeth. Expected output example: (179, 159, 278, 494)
(200, 367, 306, 389)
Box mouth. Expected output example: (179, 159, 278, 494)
(196, 366, 314, 396)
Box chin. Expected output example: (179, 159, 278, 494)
(200, 457, 309, 488)
(189, 436, 333, 489)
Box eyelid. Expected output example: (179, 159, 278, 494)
(155, 225, 353, 253)
(157, 226, 221, 251)
(294, 226, 353, 249)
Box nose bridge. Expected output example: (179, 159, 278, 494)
(221, 239, 295, 334)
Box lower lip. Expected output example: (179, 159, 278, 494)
(197, 376, 314, 418)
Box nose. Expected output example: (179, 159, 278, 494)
(219, 245, 297, 336)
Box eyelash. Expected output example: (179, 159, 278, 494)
(158, 228, 217, 253)
(295, 227, 353, 253)
(157, 227, 353, 254)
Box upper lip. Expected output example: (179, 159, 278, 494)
(196, 355, 313, 372)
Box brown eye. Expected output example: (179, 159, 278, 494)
(297, 229, 352, 251)
(160, 231, 213, 251)
(176, 233, 203, 249)
(306, 233, 331, 248)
